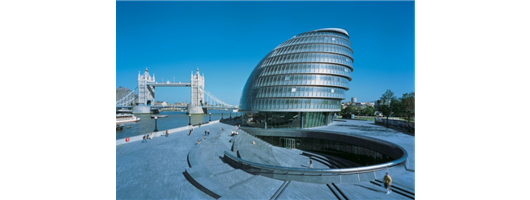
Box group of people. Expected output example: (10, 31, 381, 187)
(139, 123, 396, 196)
(139, 124, 248, 149)
(142, 133, 153, 143)
(196, 136, 206, 145)
(141, 130, 172, 143)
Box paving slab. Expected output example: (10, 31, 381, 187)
(117, 119, 415, 199)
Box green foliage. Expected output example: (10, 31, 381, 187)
(375, 89, 415, 130)
(400, 92, 415, 131)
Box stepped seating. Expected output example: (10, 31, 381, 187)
(235, 131, 281, 166)
(301, 152, 350, 168)
(185, 130, 278, 199)
(370, 179, 415, 199)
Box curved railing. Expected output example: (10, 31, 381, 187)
(224, 144, 407, 175)
(222, 129, 408, 183)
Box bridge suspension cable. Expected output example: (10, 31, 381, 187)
(204, 90, 238, 108)
(116, 86, 236, 108)
(116, 87, 138, 107)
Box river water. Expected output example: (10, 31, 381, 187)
(116, 110, 240, 140)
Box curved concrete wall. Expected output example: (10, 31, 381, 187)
(223, 128, 408, 184)
(243, 128, 406, 160)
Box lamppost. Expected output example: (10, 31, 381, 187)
(221, 113, 224, 119)
(209, 113, 211, 122)
(188, 114, 191, 125)
(153, 116, 158, 132)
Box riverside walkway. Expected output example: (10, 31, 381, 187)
(116, 119, 415, 199)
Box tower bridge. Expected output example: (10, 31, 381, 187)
(116, 68, 238, 114)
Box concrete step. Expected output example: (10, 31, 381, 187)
(372, 179, 415, 199)
(326, 183, 350, 200)
(276, 181, 337, 200)
(210, 169, 253, 188)
(228, 175, 284, 200)
(183, 168, 223, 199)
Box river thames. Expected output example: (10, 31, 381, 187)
(116, 110, 240, 140)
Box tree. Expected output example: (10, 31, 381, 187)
(342, 105, 355, 118)
(363, 106, 375, 116)
(400, 92, 415, 132)
(391, 98, 403, 118)
(376, 89, 396, 127)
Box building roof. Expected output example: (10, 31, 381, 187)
(314, 28, 349, 37)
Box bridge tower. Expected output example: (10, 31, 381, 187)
(187, 68, 207, 114)
(133, 68, 155, 113)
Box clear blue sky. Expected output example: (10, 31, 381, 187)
(117, 1, 415, 105)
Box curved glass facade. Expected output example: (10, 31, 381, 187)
(239, 28, 353, 129)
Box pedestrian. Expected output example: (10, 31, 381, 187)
(309, 158, 313, 168)
(207, 130, 210, 135)
(384, 172, 392, 194)
(202, 136, 205, 141)
(199, 122, 202, 127)
(142, 135, 146, 143)
(189, 125, 193, 136)
(196, 139, 200, 145)
(165, 130, 169, 137)
(149, 133, 153, 140)
(204, 130, 207, 136)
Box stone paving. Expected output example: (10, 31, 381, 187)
(116, 119, 415, 199)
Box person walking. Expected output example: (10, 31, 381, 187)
(165, 130, 169, 137)
(309, 158, 313, 168)
(189, 125, 193, 136)
(384, 172, 392, 194)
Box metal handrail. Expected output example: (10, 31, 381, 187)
(224, 148, 407, 175)
(223, 130, 408, 175)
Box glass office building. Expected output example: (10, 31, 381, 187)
(239, 28, 353, 129)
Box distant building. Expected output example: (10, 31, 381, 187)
(116, 86, 133, 100)
(344, 101, 375, 109)
(174, 102, 188, 106)
(154, 101, 169, 106)
(351, 97, 357, 103)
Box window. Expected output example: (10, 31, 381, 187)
(291, 88, 296, 92)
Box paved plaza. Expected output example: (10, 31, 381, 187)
(116, 119, 415, 199)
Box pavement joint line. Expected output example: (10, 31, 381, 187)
(117, 120, 414, 199)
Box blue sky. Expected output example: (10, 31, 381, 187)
(117, 1, 415, 105)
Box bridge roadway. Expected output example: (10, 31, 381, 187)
(146, 81, 191, 87)
(116, 119, 415, 199)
